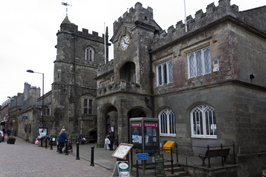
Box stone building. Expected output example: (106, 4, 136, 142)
(4, 82, 41, 141)
(95, 1, 266, 176)
(49, 16, 109, 138)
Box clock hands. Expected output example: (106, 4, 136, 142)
(123, 38, 128, 45)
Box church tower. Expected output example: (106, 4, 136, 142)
(52, 16, 109, 134)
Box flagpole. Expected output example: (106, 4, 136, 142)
(184, 0, 187, 32)
(104, 22, 107, 64)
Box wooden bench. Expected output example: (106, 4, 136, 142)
(80, 136, 95, 144)
(198, 148, 230, 167)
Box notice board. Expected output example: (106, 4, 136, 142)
(112, 143, 133, 160)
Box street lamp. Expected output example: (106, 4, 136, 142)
(26, 69, 44, 127)
(7, 96, 17, 136)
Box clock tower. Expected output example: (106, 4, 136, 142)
(110, 2, 161, 93)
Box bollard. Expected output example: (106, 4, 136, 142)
(45, 137, 48, 149)
(65, 139, 69, 155)
(90, 146, 94, 166)
(170, 147, 173, 174)
(50, 137, 53, 150)
(136, 149, 139, 177)
(76, 141, 80, 160)
(57, 139, 59, 152)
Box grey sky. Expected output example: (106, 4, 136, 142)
(0, 0, 265, 105)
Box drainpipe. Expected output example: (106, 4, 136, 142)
(149, 50, 155, 117)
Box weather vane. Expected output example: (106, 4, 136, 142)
(61, 2, 72, 16)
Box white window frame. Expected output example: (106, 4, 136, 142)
(156, 61, 173, 86)
(158, 109, 176, 137)
(85, 47, 94, 61)
(187, 47, 211, 78)
(190, 105, 217, 139)
(84, 99, 93, 115)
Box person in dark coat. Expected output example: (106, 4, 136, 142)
(262, 168, 266, 177)
(107, 129, 115, 150)
(58, 129, 68, 153)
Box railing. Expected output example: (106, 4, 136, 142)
(177, 151, 212, 177)
(175, 143, 236, 168)
(134, 147, 175, 176)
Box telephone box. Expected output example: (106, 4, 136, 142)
(130, 117, 160, 168)
(130, 117, 159, 152)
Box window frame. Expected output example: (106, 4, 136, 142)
(158, 109, 176, 137)
(84, 99, 93, 115)
(190, 105, 217, 139)
(156, 61, 173, 86)
(187, 47, 211, 78)
(85, 47, 94, 61)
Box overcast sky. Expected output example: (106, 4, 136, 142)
(0, 0, 265, 105)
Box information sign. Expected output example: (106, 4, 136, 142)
(112, 143, 134, 159)
(136, 153, 148, 160)
(155, 154, 164, 172)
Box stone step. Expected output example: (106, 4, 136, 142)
(165, 170, 190, 177)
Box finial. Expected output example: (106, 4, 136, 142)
(61, 2, 72, 16)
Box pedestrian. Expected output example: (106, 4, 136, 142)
(106, 129, 114, 150)
(262, 168, 266, 177)
(58, 129, 68, 153)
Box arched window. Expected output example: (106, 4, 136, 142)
(158, 109, 176, 136)
(85, 47, 94, 61)
(190, 105, 216, 138)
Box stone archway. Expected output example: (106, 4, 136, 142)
(97, 104, 118, 148)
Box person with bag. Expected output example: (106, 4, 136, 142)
(58, 129, 68, 153)
(106, 129, 115, 150)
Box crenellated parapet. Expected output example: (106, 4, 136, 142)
(113, 2, 154, 35)
(97, 59, 114, 76)
(151, 0, 243, 51)
(59, 16, 105, 43)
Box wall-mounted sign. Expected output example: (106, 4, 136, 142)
(22, 116, 28, 120)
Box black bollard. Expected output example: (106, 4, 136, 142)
(65, 139, 69, 155)
(136, 149, 139, 177)
(57, 139, 59, 152)
(45, 137, 47, 149)
(90, 146, 94, 166)
(50, 137, 53, 150)
(76, 141, 80, 160)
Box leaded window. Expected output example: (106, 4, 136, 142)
(190, 105, 216, 138)
(187, 47, 211, 78)
(158, 109, 176, 136)
(156, 61, 173, 86)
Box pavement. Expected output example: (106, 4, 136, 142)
(0, 136, 226, 177)
(0, 137, 112, 177)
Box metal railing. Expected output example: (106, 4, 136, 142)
(175, 143, 236, 168)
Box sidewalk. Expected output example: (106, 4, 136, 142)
(0, 137, 112, 177)
(71, 142, 203, 176)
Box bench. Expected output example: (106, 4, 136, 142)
(80, 136, 95, 144)
(198, 148, 230, 167)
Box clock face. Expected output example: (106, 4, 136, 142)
(121, 36, 129, 50)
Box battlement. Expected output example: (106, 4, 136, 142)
(59, 18, 105, 43)
(97, 59, 114, 76)
(151, 0, 241, 51)
(113, 2, 153, 35)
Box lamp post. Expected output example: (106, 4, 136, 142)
(7, 96, 17, 136)
(27, 70, 44, 127)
